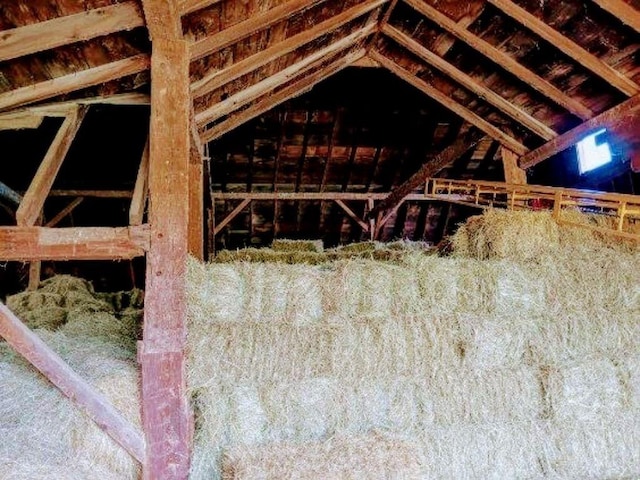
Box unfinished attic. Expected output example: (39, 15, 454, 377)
(1, 0, 640, 478)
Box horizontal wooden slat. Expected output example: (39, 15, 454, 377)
(179, 0, 223, 15)
(191, 0, 386, 98)
(0, 2, 144, 62)
(371, 51, 529, 155)
(519, 93, 640, 168)
(0, 225, 150, 261)
(0, 55, 150, 112)
(189, 0, 327, 60)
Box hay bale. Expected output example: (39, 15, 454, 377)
(221, 432, 424, 480)
(453, 209, 561, 261)
(550, 412, 640, 479)
(271, 239, 324, 253)
(547, 358, 625, 422)
(419, 420, 550, 479)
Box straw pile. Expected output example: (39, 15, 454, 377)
(1, 276, 143, 479)
(187, 208, 640, 479)
(221, 432, 424, 480)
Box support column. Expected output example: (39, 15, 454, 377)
(140, 36, 192, 480)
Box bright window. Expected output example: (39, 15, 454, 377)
(576, 128, 612, 174)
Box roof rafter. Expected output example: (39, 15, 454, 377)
(195, 25, 375, 126)
(591, 0, 640, 33)
(402, 0, 594, 120)
(0, 2, 144, 62)
(191, 0, 386, 98)
(200, 48, 364, 142)
(0, 55, 150, 112)
(367, 130, 486, 219)
(189, 0, 328, 61)
(519, 93, 640, 169)
(383, 24, 557, 140)
(487, 0, 639, 96)
(178, 0, 223, 16)
(370, 50, 528, 155)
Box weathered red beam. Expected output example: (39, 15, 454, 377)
(0, 225, 150, 261)
(0, 301, 145, 463)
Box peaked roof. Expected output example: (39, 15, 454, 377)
(0, 0, 639, 169)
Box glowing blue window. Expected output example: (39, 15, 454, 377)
(576, 128, 612, 174)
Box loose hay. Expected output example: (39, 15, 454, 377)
(221, 432, 424, 480)
(271, 239, 324, 253)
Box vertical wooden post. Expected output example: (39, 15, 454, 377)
(188, 160, 204, 260)
(140, 36, 192, 480)
(502, 147, 526, 210)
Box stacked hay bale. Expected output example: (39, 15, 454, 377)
(0, 276, 143, 480)
(187, 208, 640, 479)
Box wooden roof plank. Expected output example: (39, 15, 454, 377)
(370, 51, 529, 155)
(199, 48, 364, 143)
(591, 0, 640, 33)
(0, 2, 144, 62)
(383, 24, 558, 140)
(487, 0, 639, 96)
(403, 0, 594, 120)
(191, 0, 386, 98)
(16, 106, 87, 227)
(519, 93, 640, 169)
(0, 55, 150, 112)
(189, 0, 327, 61)
(195, 25, 374, 126)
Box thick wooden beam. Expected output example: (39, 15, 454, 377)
(191, 0, 386, 98)
(0, 2, 144, 62)
(371, 51, 528, 155)
(16, 106, 87, 227)
(0, 225, 149, 261)
(501, 147, 527, 184)
(129, 139, 150, 226)
(195, 26, 374, 126)
(178, 0, 223, 15)
(367, 130, 486, 218)
(591, 0, 640, 33)
(141, 36, 192, 480)
(189, 0, 326, 61)
(0, 302, 145, 463)
(141, 0, 183, 40)
(488, 0, 638, 96)
(519, 93, 640, 169)
(0, 55, 150, 112)
(402, 0, 594, 120)
(199, 49, 363, 142)
(0, 112, 43, 130)
(383, 24, 557, 140)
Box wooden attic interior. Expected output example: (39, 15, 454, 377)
(0, 0, 639, 478)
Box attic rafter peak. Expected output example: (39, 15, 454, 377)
(190, 0, 387, 99)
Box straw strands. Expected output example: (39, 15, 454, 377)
(187, 209, 640, 479)
(221, 432, 424, 480)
